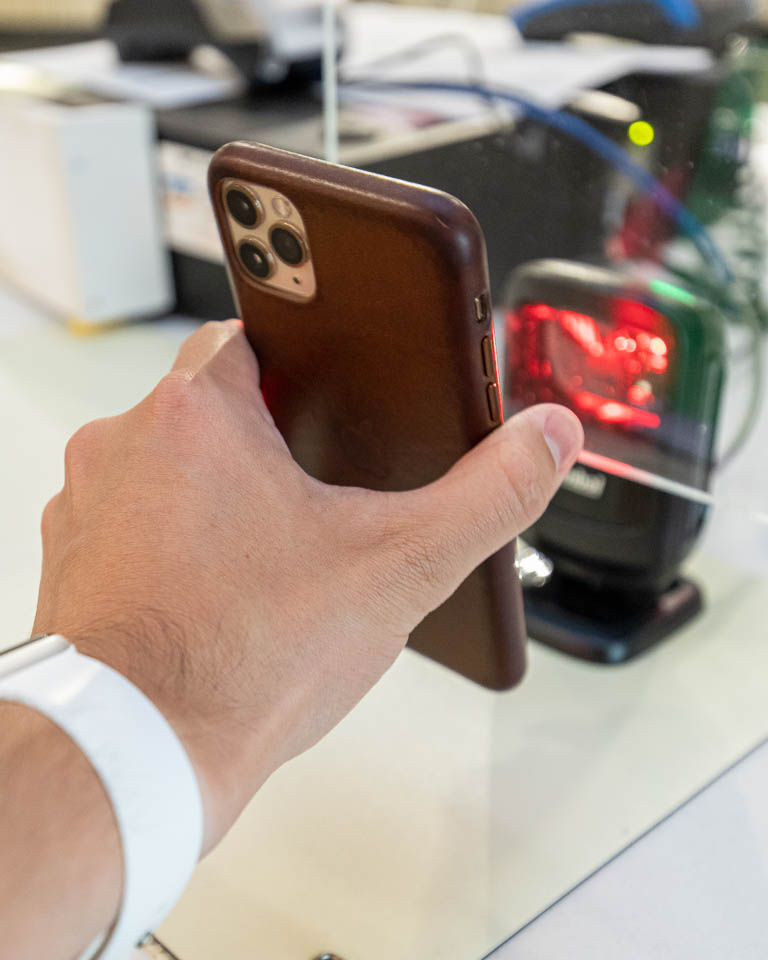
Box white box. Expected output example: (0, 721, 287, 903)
(0, 87, 172, 325)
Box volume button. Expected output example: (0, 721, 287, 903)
(481, 336, 495, 378)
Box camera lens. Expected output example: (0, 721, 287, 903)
(270, 226, 306, 266)
(239, 240, 272, 280)
(226, 188, 260, 228)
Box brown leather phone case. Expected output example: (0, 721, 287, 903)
(209, 141, 526, 689)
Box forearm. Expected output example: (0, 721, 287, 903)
(0, 702, 122, 960)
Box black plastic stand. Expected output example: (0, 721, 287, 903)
(523, 574, 703, 664)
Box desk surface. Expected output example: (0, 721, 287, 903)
(491, 737, 768, 959)
(1, 288, 767, 960)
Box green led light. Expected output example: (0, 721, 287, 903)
(628, 120, 656, 147)
(650, 279, 698, 307)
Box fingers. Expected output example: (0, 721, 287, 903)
(162, 318, 289, 452)
(170, 319, 274, 419)
(381, 404, 583, 609)
(171, 319, 245, 376)
(172, 319, 264, 401)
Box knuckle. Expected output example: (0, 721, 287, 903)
(63, 420, 103, 478)
(493, 439, 553, 530)
(195, 321, 226, 357)
(200, 320, 221, 337)
(147, 371, 202, 422)
(40, 494, 62, 538)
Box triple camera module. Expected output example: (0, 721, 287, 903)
(222, 183, 315, 300)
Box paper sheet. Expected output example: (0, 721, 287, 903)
(341, 3, 714, 116)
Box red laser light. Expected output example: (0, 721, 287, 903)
(528, 303, 555, 322)
(574, 391, 661, 428)
(506, 298, 675, 432)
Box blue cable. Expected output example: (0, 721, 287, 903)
(355, 79, 733, 285)
(511, 0, 702, 32)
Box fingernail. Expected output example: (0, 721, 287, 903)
(541, 407, 583, 472)
(523, 404, 583, 472)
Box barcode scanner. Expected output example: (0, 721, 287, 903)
(504, 260, 726, 663)
(511, 0, 756, 51)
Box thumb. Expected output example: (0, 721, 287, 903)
(382, 404, 583, 612)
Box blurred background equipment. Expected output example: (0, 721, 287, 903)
(511, 0, 758, 51)
(0, 0, 105, 49)
(0, 70, 171, 325)
(1, 1, 761, 327)
(0, 0, 766, 592)
(504, 260, 725, 662)
(0, 0, 105, 26)
(105, 0, 336, 90)
(0, 1, 337, 88)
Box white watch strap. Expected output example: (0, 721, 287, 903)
(0, 638, 204, 960)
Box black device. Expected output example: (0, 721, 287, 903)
(512, 0, 756, 51)
(504, 260, 726, 662)
(105, 0, 335, 89)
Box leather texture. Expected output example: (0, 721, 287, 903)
(209, 141, 526, 690)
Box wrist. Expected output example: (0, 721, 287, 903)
(52, 618, 276, 850)
(68, 629, 222, 850)
(0, 702, 123, 960)
(1, 636, 205, 957)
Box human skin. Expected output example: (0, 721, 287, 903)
(1, 320, 583, 960)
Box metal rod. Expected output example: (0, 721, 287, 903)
(322, 1, 339, 164)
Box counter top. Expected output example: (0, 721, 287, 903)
(1, 288, 766, 960)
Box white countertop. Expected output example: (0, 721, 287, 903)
(1, 286, 767, 960)
(492, 736, 768, 959)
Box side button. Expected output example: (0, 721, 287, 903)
(481, 335, 495, 378)
(486, 382, 501, 423)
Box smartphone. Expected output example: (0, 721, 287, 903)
(209, 141, 526, 690)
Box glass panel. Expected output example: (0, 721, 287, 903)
(322, 6, 768, 959)
(331, 1, 768, 523)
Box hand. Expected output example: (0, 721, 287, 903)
(33, 320, 582, 849)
